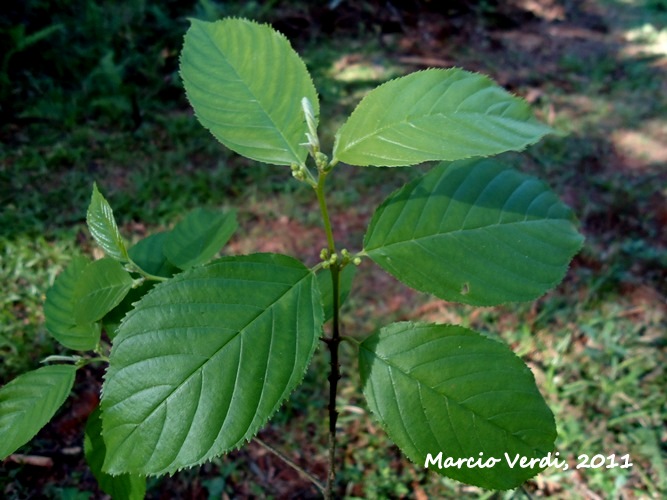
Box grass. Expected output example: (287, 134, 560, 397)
(1, 0, 666, 498)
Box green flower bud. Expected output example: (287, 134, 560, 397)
(292, 170, 305, 181)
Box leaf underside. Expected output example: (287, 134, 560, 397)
(101, 253, 323, 475)
(364, 159, 584, 305)
(359, 322, 556, 490)
(44, 256, 101, 351)
(333, 68, 553, 167)
(180, 18, 318, 166)
(0, 365, 77, 460)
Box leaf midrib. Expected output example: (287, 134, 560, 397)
(193, 22, 304, 164)
(336, 110, 537, 159)
(105, 269, 314, 464)
(361, 343, 546, 450)
(366, 217, 572, 253)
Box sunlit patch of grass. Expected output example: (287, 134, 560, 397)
(0, 232, 83, 382)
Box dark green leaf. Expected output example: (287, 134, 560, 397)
(317, 265, 355, 323)
(180, 18, 318, 166)
(101, 253, 323, 475)
(87, 183, 128, 262)
(364, 159, 584, 305)
(44, 256, 101, 351)
(333, 68, 553, 167)
(164, 208, 238, 270)
(101, 282, 156, 341)
(84, 407, 146, 500)
(359, 322, 556, 490)
(74, 258, 134, 324)
(0, 365, 77, 460)
(128, 231, 180, 278)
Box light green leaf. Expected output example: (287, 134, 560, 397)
(164, 208, 238, 270)
(317, 265, 355, 323)
(44, 256, 101, 351)
(84, 407, 146, 500)
(87, 183, 129, 262)
(332, 68, 553, 167)
(180, 18, 318, 166)
(0, 365, 77, 460)
(101, 253, 323, 475)
(364, 159, 584, 305)
(128, 231, 180, 279)
(74, 258, 134, 324)
(359, 322, 556, 490)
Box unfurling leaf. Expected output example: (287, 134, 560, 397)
(87, 183, 129, 262)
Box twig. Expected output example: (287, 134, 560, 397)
(252, 437, 325, 495)
(8, 454, 53, 467)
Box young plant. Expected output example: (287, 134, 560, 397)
(0, 18, 584, 498)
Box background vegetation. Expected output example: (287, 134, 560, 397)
(1, 0, 665, 498)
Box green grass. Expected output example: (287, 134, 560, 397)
(0, 234, 83, 379)
(1, 0, 666, 498)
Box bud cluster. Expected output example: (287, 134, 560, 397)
(315, 152, 332, 172)
(320, 248, 362, 268)
(290, 163, 315, 184)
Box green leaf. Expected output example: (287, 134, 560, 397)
(359, 322, 556, 490)
(101, 253, 323, 475)
(332, 68, 553, 167)
(74, 258, 134, 324)
(364, 159, 584, 305)
(44, 256, 101, 351)
(164, 208, 238, 270)
(87, 183, 129, 262)
(317, 265, 355, 323)
(180, 18, 318, 166)
(128, 231, 180, 278)
(0, 365, 77, 460)
(101, 282, 156, 341)
(84, 407, 146, 500)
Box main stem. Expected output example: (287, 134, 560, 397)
(315, 171, 342, 500)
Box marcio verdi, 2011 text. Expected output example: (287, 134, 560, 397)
(425, 452, 633, 471)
